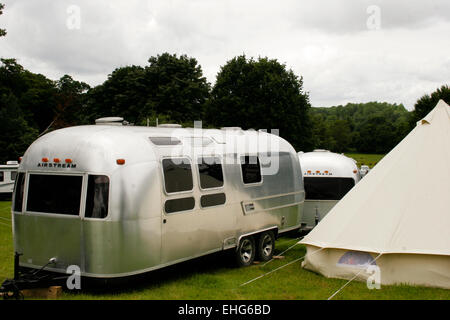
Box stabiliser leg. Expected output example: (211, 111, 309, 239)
(1, 252, 23, 299)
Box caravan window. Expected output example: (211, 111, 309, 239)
(162, 158, 193, 193)
(165, 197, 195, 213)
(150, 137, 182, 146)
(85, 175, 109, 219)
(13, 173, 25, 212)
(240, 156, 262, 184)
(197, 157, 224, 189)
(11, 171, 17, 181)
(0, 172, 3, 182)
(201, 193, 226, 208)
(27, 174, 83, 215)
(304, 177, 355, 200)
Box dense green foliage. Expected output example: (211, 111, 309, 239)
(206, 55, 313, 151)
(310, 102, 411, 154)
(0, 3, 6, 37)
(410, 85, 450, 126)
(0, 93, 38, 162)
(86, 53, 210, 126)
(0, 58, 89, 162)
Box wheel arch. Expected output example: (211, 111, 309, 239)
(236, 226, 278, 249)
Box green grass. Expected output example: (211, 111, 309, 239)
(345, 153, 385, 168)
(0, 201, 14, 284)
(0, 201, 449, 300)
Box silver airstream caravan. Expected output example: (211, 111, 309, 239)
(298, 150, 360, 232)
(11, 118, 304, 279)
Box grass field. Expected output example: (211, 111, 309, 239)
(0, 201, 449, 300)
(344, 153, 385, 168)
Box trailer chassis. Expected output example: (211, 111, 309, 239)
(0, 252, 69, 299)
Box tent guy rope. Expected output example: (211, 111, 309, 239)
(239, 246, 325, 287)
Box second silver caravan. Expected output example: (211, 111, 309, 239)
(298, 150, 360, 232)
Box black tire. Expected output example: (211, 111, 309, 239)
(257, 231, 275, 262)
(235, 236, 256, 267)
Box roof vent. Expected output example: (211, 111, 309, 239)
(157, 123, 182, 128)
(95, 117, 125, 125)
(313, 149, 330, 152)
(6, 161, 19, 165)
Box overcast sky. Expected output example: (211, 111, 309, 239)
(1, 0, 449, 109)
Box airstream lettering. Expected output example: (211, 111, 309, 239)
(10, 121, 304, 280)
(37, 162, 77, 168)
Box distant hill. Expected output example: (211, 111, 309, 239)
(310, 102, 411, 154)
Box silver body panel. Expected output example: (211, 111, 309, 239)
(301, 200, 339, 231)
(12, 125, 304, 278)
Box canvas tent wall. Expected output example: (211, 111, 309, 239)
(300, 100, 450, 289)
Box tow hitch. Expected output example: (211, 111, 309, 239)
(0, 252, 69, 299)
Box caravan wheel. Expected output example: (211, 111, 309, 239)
(257, 231, 275, 261)
(235, 236, 255, 267)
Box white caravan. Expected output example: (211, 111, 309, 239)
(0, 161, 19, 198)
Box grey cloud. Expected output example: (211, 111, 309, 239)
(1, 0, 448, 110)
(290, 0, 450, 33)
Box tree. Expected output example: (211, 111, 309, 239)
(410, 85, 450, 126)
(0, 3, 6, 37)
(0, 59, 91, 135)
(53, 74, 90, 128)
(86, 65, 147, 124)
(0, 58, 26, 97)
(0, 58, 57, 132)
(206, 55, 313, 151)
(0, 94, 38, 163)
(86, 53, 210, 126)
(328, 119, 352, 153)
(145, 53, 210, 124)
(356, 114, 397, 154)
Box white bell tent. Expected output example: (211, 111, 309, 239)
(300, 100, 450, 289)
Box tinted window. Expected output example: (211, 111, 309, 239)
(150, 137, 182, 145)
(27, 174, 83, 215)
(0, 171, 3, 182)
(162, 158, 193, 193)
(11, 171, 17, 181)
(198, 157, 224, 189)
(304, 177, 355, 200)
(241, 156, 262, 184)
(13, 172, 25, 212)
(165, 197, 195, 213)
(201, 193, 226, 208)
(85, 175, 109, 219)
